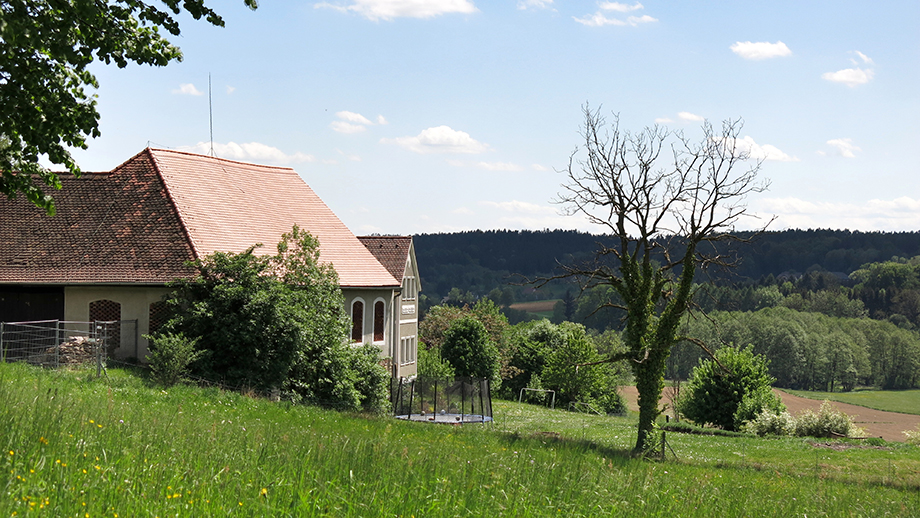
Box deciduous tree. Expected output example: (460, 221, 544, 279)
(0, 0, 257, 213)
(549, 105, 770, 453)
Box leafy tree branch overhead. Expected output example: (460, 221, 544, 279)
(0, 0, 257, 214)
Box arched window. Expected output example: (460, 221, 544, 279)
(148, 301, 168, 336)
(89, 299, 121, 348)
(373, 300, 385, 343)
(351, 300, 364, 343)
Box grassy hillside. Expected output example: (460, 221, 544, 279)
(785, 388, 920, 416)
(2, 362, 919, 517)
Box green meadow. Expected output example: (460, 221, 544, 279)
(2, 362, 919, 517)
(784, 388, 920, 416)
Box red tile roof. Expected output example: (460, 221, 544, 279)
(1, 148, 399, 288)
(0, 151, 196, 284)
(357, 236, 412, 281)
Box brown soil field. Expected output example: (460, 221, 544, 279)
(618, 385, 920, 442)
(509, 300, 559, 313)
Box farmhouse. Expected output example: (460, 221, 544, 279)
(0, 148, 419, 378)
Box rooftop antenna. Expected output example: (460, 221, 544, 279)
(208, 73, 215, 156)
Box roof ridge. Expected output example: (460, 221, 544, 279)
(146, 148, 203, 260)
(146, 147, 297, 172)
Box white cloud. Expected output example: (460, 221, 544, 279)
(330, 121, 368, 134)
(226, 86, 236, 95)
(574, 2, 656, 26)
(826, 138, 861, 158)
(337, 111, 374, 125)
(331, 111, 387, 133)
(655, 112, 701, 124)
(822, 67, 873, 87)
(852, 50, 874, 65)
(531, 163, 549, 171)
(315, 0, 478, 21)
(753, 197, 920, 232)
(178, 142, 315, 164)
(475, 200, 603, 231)
(476, 161, 524, 172)
(600, 2, 643, 12)
(452, 207, 475, 215)
(678, 111, 705, 122)
(730, 41, 792, 60)
(823, 51, 874, 87)
(172, 83, 204, 96)
(381, 125, 491, 154)
(517, 0, 552, 9)
(724, 136, 798, 162)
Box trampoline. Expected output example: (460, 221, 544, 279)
(392, 376, 493, 425)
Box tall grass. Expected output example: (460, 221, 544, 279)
(2, 362, 919, 517)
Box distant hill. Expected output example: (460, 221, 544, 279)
(414, 229, 920, 302)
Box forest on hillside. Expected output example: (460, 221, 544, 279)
(414, 229, 920, 390)
(415, 228, 920, 307)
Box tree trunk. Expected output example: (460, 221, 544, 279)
(633, 348, 668, 453)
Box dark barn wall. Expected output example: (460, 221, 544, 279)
(0, 287, 65, 323)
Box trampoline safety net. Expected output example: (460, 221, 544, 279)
(392, 377, 493, 424)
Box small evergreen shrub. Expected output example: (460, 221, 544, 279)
(793, 401, 866, 438)
(144, 332, 203, 387)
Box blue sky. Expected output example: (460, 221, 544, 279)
(68, 0, 919, 235)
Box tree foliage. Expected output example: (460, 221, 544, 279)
(419, 300, 510, 379)
(159, 226, 388, 412)
(545, 106, 769, 453)
(0, 0, 257, 213)
(669, 307, 920, 391)
(501, 319, 626, 413)
(441, 317, 499, 382)
(678, 346, 783, 431)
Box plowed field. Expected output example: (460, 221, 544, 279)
(618, 385, 920, 442)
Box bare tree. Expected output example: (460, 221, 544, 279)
(553, 105, 771, 454)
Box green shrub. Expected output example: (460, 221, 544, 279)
(441, 317, 499, 382)
(417, 345, 455, 379)
(144, 332, 203, 387)
(679, 345, 784, 431)
(793, 401, 866, 438)
(284, 342, 389, 413)
(733, 386, 786, 430)
(741, 409, 796, 437)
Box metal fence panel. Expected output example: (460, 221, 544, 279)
(0, 320, 137, 368)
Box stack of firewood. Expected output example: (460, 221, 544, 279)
(34, 336, 98, 366)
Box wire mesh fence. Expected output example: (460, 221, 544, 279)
(0, 320, 137, 369)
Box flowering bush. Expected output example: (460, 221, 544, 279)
(903, 424, 920, 445)
(741, 409, 796, 437)
(794, 401, 866, 438)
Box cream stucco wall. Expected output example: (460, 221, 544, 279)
(64, 286, 171, 360)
